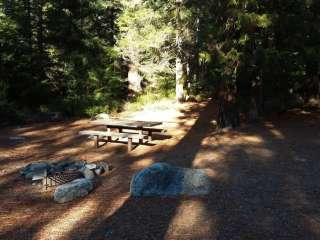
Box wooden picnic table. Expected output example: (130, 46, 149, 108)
(91, 119, 162, 128)
(91, 118, 164, 141)
(79, 118, 165, 151)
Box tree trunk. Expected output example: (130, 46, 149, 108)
(128, 63, 142, 94)
(317, 75, 320, 99)
(194, 13, 200, 84)
(217, 86, 240, 129)
(37, 0, 44, 55)
(175, 1, 185, 102)
(23, 0, 32, 53)
(176, 57, 184, 101)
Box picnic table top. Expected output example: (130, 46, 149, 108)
(91, 118, 163, 129)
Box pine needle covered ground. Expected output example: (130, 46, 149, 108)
(1, 100, 320, 239)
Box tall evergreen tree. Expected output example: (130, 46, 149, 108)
(0, 0, 319, 122)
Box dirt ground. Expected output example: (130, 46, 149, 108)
(1, 100, 320, 240)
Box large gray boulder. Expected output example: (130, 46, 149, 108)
(130, 163, 212, 197)
(54, 178, 93, 203)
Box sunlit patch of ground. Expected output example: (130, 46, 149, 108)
(0, 99, 320, 239)
(165, 199, 218, 239)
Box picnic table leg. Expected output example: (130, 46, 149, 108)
(94, 135, 99, 148)
(115, 128, 122, 141)
(128, 137, 133, 152)
(138, 129, 143, 144)
(106, 127, 114, 141)
(50, 177, 54, 187)
(42, 169, 48, 190)
(148, 130, 152, 142)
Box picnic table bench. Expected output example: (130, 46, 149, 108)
(79, 118, 165, 151)
(91, 119, 164, 140)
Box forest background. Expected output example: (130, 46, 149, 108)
(0, 0, 319, 123)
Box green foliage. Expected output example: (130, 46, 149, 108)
(191, 0, 320, 112)
(123, 91, 175, 112)
(0, 0, 319, 123)
(116, 0, 175, 85)
(0, 0, 126, 119)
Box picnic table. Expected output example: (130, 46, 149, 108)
(79, 118, 165, 151)
(93, 119, 162, 138)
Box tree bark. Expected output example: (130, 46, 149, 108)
(128, 63, 143, 94)
(217, 85, 240, 129)
(36, 0, 44, 55)
(175, 1, 185, 102)
(23, 0, 33, 53)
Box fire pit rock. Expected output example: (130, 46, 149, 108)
(20, 162, 53, 180)
(54, 178, 94, 203)
(95, 161, 110, 175)
(130, 162, 213, 197)
(80, 166, 95, 180)
(21, 160, 110, 188)
(21, 160, 87, 180)
(54, 160, 86, 172)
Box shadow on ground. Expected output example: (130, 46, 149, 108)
(1, 101, 320, 239)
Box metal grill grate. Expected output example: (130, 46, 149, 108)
(42, 170, 83, 189)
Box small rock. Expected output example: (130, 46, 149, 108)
(54, 178, 93, 203)
(130, 163, 212, 197)
(94, 166, 104, 175)
(94, 162, 111, 175)
(85, 163, 97, 170)
(96, 161, 110, 172)
(211, 120, 218, 127)
(80, 166, 95, 180)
